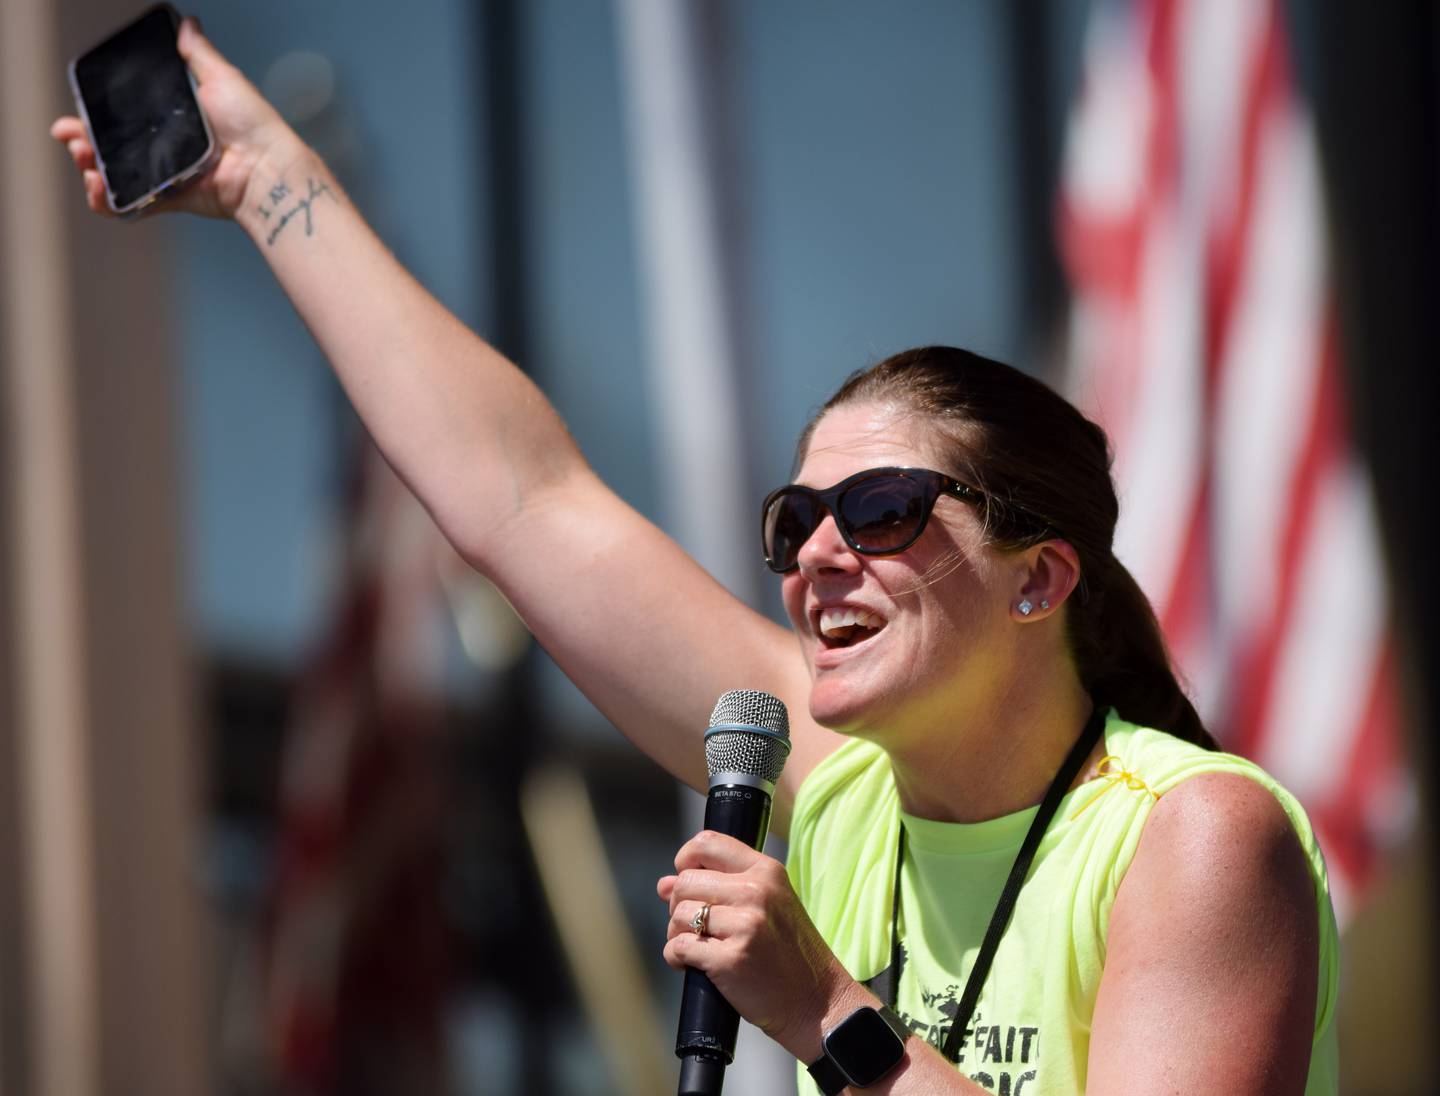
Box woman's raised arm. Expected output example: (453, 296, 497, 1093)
(53, 19, 841, 814)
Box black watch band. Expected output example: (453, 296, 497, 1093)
(807, 1004, 909, 1093)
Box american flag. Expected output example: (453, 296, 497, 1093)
(1056, 0, 1408, 919)
(262, 446, 452, 1093)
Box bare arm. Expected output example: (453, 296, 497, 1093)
(52, 20, 844, 813)
(1086, 772, 1319, 1094)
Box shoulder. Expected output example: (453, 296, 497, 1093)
(1135, 771, 1316, 908)
(1096, 719, 1330, 888)
(1102, 716, 1328, 916)
(1110, 770, 1320, 1014)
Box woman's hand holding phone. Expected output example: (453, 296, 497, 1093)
(53, 17, 300, 222)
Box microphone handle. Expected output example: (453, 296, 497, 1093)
(675, 782, 773, 1096)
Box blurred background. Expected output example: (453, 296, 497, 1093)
(1, 0, 1436, 1093)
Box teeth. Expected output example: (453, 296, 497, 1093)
(818, 608, 883, 637)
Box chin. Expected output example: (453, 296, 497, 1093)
(806, 677, 891, 739)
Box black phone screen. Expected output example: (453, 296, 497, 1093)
(72, 6, 211, 211)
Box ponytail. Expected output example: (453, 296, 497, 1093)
(1067, 555, 1217, 751)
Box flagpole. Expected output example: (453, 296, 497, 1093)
(614, 1, 790, 1090)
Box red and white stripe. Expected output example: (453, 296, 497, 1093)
(263, 449, 452, 1092)
(1058, 0, 1408, 919)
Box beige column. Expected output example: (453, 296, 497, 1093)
(0, 0, 101, 1089)
(0, 1, 211, 1093)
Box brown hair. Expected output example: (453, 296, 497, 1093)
(799, 345, 1217, 750)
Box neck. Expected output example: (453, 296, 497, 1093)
(886, 669, 1097, 824)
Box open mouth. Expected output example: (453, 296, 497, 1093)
(816, 607, 886, 650)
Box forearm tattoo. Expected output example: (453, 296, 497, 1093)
(256, 176, 338, 246)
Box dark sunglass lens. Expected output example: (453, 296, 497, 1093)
(764, 492, 821, 570)
(841, 477, 927, 551)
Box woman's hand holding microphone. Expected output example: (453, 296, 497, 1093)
(659, 829, 881, 1067)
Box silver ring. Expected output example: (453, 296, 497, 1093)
(689, 902, 711, 937)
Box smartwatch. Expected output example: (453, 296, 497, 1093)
(806, 1004, 909, 1093)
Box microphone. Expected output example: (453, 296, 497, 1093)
(675, 689, 791, 1096)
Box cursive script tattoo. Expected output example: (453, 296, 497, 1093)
(263, 177, 338, 246)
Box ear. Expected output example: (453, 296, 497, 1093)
(1011, 539, 1081, 621)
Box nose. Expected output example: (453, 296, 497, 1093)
(795, 511, 862, 577)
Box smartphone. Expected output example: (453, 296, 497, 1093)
(68, 4, 215, 216)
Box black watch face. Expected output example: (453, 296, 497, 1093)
(825, 1007, 905, 1086)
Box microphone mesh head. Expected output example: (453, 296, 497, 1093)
(705, 689, 791, 784)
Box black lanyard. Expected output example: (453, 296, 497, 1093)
(877, 705, 1107, 1063)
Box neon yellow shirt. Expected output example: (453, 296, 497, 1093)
(786, 712, 1339, 1094)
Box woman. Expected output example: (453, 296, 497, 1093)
(53, 20, 1336, 1094)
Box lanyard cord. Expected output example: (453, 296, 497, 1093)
(884, 705, 1107, 1063)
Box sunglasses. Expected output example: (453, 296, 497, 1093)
(761, 466, 987, 574)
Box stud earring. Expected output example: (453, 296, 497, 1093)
(1018, 599, 1033, 616)
(1040, 599, 1050, 611)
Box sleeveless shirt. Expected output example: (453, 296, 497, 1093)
(786, 712, 1339, 1094)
